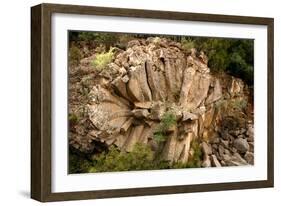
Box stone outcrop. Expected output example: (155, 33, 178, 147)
(69, 37, 254, 167)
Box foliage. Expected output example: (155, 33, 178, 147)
(69, 45, 82, 66)
(153, 112, 177, 142)
(88, 143, 155, 172)
(189, 37, 254, 85)
(69, 113, 78, 125)
(169, 140, 202, 169)
(78, 32, 119, 49)
(69, 141, 204, 173)
(217, 98, 248, 130)
(161, 112, 177, 129)
(181, 37, 195, 51)
(69, 151, 93, 173)
(70, 31, 254, 85)
(153, 132, 167, 142)
(188, 140, 203, 168)
(231, 98, 248, 112)
(91, 47, 114, 71)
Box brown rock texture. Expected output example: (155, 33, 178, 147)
(69, 37, 253, 166)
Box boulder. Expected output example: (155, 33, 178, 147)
(225, 153, 248, 166)
(211, 155, 221, 167)
(233, 138, 250, 153)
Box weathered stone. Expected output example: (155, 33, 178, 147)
(210, 136, 220, 144)
(221, 131, 234, 141)
(211, 155, 221, 167)
(221, 139, 229, 148)
(202, 155, 211, 167)
(229, 130, 240, 137)
(69, 37, 252, 166)
(240, 128, 246, 134)
(233, 138, 249, 153)
(132, 109, 150, 119)
(248, 142, 254, 153)
(182, 111, 198, 121)
(238, 134, 245, 139)
(202, 142, 212, 155)
(218, 145, 225, 157)
(226, 153, 248, 166)
(220, 160, 226, 166)
(244, 151, 254, 165)
(205, 79, 222, 105)
(224, 149, 231, 155)
(230, 147, 238, 153)
(212, 144, 218, 151)
(246, 125, 254, 142)
(246, 125, 254, 137)
(228, 77, 244, 97)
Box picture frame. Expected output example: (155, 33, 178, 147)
(31, 3, 274, 202)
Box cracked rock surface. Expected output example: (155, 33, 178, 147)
(69, 37, 254, 166)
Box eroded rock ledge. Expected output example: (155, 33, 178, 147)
(69, 37, 254, 167)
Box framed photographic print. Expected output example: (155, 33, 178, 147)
(31, 3, 274, 202)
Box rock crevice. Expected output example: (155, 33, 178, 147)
(69, 37, 253, 167)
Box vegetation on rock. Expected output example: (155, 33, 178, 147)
(153, 112, 177, 142)
(91, 47, 115, 71)
(68, 32, 254, 173)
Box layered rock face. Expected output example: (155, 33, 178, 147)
(69, 37, 253, 167)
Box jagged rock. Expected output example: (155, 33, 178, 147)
(69, 37, 252, 166)
(229, 130, 240, 137)
(202, 155, 211, 167)
(233, 138, 249, 153)
(224, 149, 231, 155)
(85, 37, 225, 163)
(211, 155, 221, 167)
(218, 145, 225, 157)
(225, 153, 248, 166)
(182, 111, 198, 121)
(228, 77, 244, 97)
(221, 139, 229, 148)
(205, 78, 222, 105)
(240, 128, 246, 134)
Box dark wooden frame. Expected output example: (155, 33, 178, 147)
(31, 3, 274, 202)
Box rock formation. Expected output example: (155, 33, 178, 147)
(69, 37, 254, 167)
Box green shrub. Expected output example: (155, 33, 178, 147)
(69, 151, 93, 173)
(181, 37, 195, 51)
(78, 32, 119, 49)
(89, 143, 155, 172)
(153, 132, 167, 142)
(231, 99, 247, 111)
(189, 37, 254, 85)
(69, 113, 78, 125)
(69, 45, 82, 66)
(187, 140, 203, 168)
(91, 48, 114, 71)
(70, 141, 204, 173)
(161, 112, 177, 129)
(153, 112, 177, 142)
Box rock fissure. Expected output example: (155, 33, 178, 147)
(69, 37, 254, 167)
